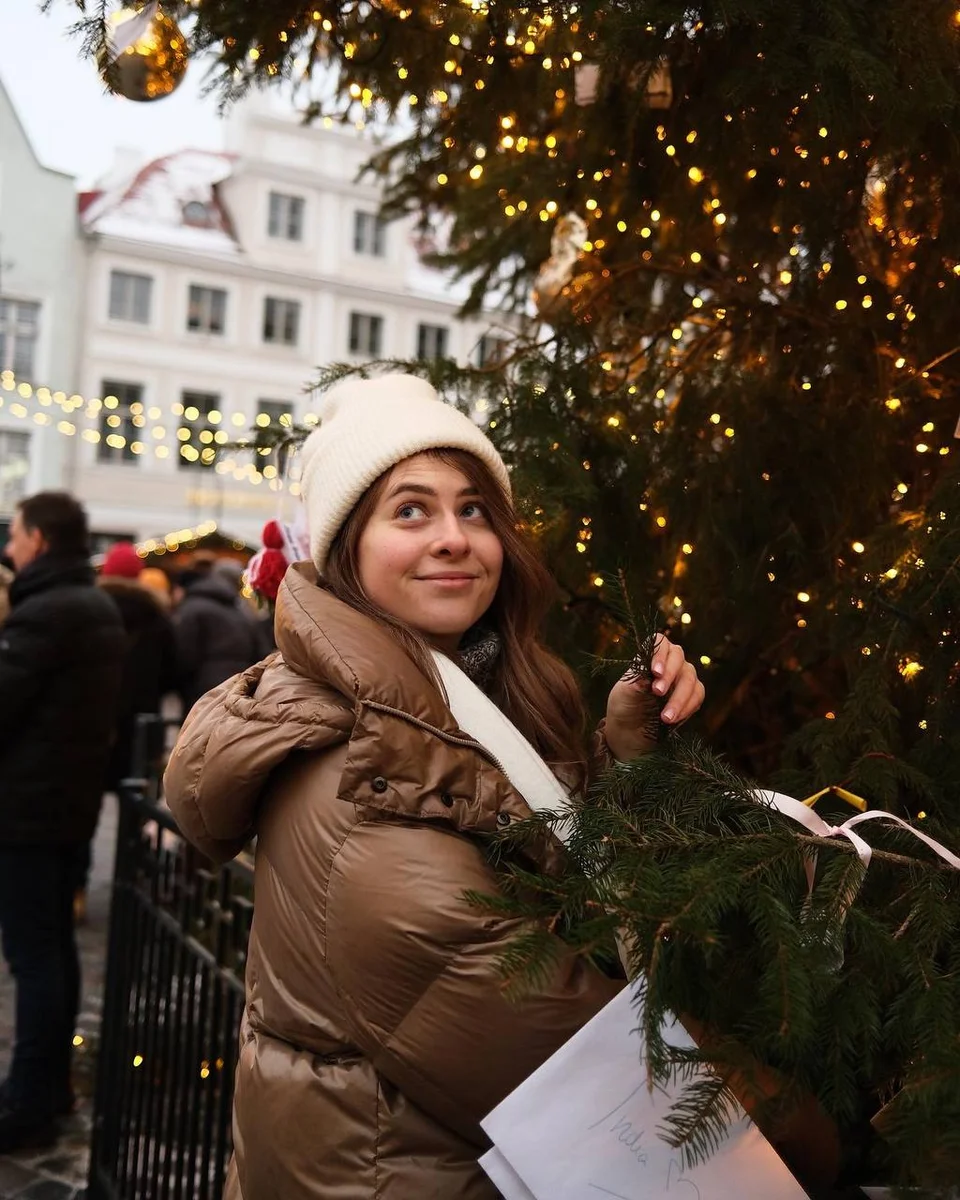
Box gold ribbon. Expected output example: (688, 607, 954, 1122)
(801, 785, 868, 813)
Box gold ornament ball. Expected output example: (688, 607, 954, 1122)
(98, 5, 189, 103)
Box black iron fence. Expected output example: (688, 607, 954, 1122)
(88, 716, 253, 1200)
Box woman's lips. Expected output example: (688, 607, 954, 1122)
(417, 574, 477, 586)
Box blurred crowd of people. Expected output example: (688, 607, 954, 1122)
(0, 491, 272, 1152)
(95, 535, 272, 744)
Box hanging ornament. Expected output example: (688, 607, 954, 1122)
(573, 63, 601, 107)
(574, 59, 672, 110)
(850, 159, 938, 292)
(98, 2, 189, 103)
(533, 212, 592, 320)
(643, 61, 673, 110)
(330, 3, 389, 66)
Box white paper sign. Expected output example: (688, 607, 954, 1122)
(479, 1148, 536, 1200)
(480, 986, 810, 1200)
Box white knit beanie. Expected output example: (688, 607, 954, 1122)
(299, 373, 511, 574)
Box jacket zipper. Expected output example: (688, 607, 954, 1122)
(363, 699, 509, 778)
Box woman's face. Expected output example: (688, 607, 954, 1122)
(357, 453, 504, 653)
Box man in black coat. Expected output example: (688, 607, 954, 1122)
(0, 492, 125, 1151)
(62, 553, 179, 917)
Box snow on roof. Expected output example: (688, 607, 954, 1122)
(80, 149, 239, 256)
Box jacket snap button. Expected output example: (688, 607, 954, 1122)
(371, 776, 388, 794)
(440, 792, 455, 808)
(496, 811, 512, 827)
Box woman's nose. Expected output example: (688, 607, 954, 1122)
(432, 512, 470, 555)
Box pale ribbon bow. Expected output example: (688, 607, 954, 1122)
(755, 789, 960, 876)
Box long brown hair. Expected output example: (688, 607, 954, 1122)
(323, 448, 589, 789)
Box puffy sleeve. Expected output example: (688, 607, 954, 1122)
(163, 658, 354, 863)
(325, 818, 622, 1145)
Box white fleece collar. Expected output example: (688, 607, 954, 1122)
(430, 650, 570, 838)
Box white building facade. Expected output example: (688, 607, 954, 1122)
(71, 100, 511, 549)
(0, 77, 81, 538)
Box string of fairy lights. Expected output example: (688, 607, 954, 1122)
(135, 520, 221, 558)
(3, 337, 950, 675)
(0, 369, 308, 493)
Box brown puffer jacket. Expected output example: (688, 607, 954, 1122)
(164, 562, 621, 1200)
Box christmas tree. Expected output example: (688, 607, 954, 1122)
(70, 0, 959, 804)
(65, 0, 960, 1186)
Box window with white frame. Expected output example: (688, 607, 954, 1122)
(268, 192, 305, 241)
(0, 299, 40, 379)
(256, 399, 293, 429)
(108, 271, 152, 324)
(353, 210, 387, 257)
(182, 200, 217, 228)
(348, 311, 383, 356)
(263, 296, 301, 346)
(97, 380, 142, 464)
(178, 390, 222, 470)
(477, 334, 510, 368)
(416, 322, 449, 361)
(0, 429, 30, 513)
(187, 284, 227, 335)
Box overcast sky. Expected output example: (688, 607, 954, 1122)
(0, 2, 224, 186)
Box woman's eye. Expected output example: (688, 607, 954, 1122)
(396, 502, 426, 520)
(461, 502, 486, 520)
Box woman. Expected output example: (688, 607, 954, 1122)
(164, 374, 705, 1199)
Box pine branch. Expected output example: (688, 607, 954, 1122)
(472, 728, 960, 1187)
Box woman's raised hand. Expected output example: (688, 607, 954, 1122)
(603, 634, 705, 762)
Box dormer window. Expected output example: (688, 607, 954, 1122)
(182, 200, 217, 228)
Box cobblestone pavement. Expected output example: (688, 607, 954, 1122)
(0, 796, 118, 1200)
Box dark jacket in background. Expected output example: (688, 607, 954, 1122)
(99, 576, 178, 788)
(0, 552, 125, 845)
(174, 575, 262, 712)
(0, 562, 13, 625)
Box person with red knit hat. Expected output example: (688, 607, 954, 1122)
(78, 542, 178, 922)
(97, 542, 177, 788)
(100, 541, 143, 580)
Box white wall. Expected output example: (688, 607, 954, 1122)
(0, 78, 80, 513)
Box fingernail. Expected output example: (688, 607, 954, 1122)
(653, 681, 666, 694)
(653, 663, 665, 675)
(662, 708, 675, 722)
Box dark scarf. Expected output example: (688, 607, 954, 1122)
(457, 626, 501, 693)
